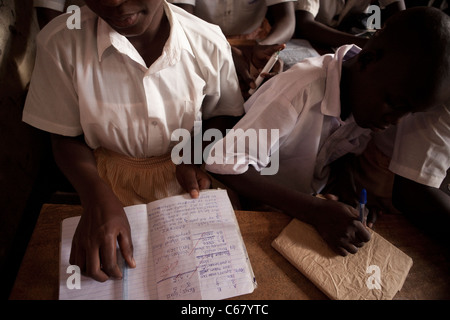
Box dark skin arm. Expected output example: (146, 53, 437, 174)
(260, 2, 295, 46)
(294, 1, 405, 49)
(212, 166, 371, 256)
(392, 174, 450, 218)
(51, 134, 135, 282)
(53, 128, 229, 282)
(176, 115, 243, 197)
(295, 10, 369, 49)
(246, 2, 295, 83)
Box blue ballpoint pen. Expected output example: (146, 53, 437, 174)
(359, 188, 367, 224)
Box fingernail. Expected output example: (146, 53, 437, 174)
(191, 189, 199, 198)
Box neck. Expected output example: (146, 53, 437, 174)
(128, 3, 170, 67)
(339, 58, 355, 121)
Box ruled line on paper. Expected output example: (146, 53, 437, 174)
(122, 255, 128, 300)
(59, 189, 255, 300)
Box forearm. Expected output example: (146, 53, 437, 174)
(392, 174, 450, 217)
(211, 167, 322, 225)
(52, 135, 135, 280)
(260, 3, 295, 45)
(211, 166, 370, 256)
(51, 134, 113, 205)
(295, 11, 368, 48)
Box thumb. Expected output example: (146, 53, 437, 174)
(118, 231, 135, 268)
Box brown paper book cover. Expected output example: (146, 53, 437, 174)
(272, 218, 413, 300)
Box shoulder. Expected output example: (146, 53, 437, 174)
(169, 3, 230, 52)
(294, 0, 320, 16)
(272, 56, 328, 99)
(36, 6, 96, 52)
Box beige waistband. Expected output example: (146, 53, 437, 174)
(94, 148, 174, 168)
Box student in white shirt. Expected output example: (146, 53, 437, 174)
(168, 0, 296, 98)
(23, 0, 244, 281)
(205, 7, 450, 256)
(354, 104, 450, 235)
(294, 0, 405, 49)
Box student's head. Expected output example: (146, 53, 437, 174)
(84, 0, 164, 37)
(343, 7, 450, 132)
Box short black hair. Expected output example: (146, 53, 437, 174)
(366, 7, 450, 107)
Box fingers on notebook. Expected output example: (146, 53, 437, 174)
(119, 231, 136, 269)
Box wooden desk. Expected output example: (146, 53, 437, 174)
(9, 204, 450, 300)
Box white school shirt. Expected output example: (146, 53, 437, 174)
(23, 2, 244, 158)
(34, 0, 85, 11)
(295, 0, 400, 27)
(373, 104, 450, 188)
(206, 45, 372, 194)
(167, 0, 296, 36)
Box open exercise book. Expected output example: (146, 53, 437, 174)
(59, 189, 256, 300)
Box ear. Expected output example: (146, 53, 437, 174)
(357, 49, 382, 71)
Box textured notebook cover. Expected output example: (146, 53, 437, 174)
(272, 218, 413, 300)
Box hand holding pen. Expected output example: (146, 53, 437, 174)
(248, 43, 286, 95)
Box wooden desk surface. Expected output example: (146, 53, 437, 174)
(9, 203, 450, 300)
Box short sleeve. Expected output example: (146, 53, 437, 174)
(166, 0, 196, 5)
(205, 83, 299, 175)
(294, 0, 320, 17)
(200, 40, 244, 120)
(266, 0, 298, 7)
(34, 0, 66, 11)
(389, 105, 450, 188)
(22, 33, 82, 137)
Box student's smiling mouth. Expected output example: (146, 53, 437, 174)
(107, 12, 141, 29)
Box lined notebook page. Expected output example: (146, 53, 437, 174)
(59, 189, 255, 300)
(148, 189, 255, 300)
(59, 204, 156, 300)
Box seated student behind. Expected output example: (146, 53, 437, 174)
(294, 0, 405, 49)
(167, 0, 296, 97)
(205, 7, 450, 256)
(23, 0, 244, 281)
(34, 0, 86, 28)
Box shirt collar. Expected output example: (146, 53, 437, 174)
(320, 44, 361, 119)
(96, 1, 194, 70)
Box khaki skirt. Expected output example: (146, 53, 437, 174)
(94, 148, 184, 206)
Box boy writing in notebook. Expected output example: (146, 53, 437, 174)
(206, 7, 450, 256)
(23, 0, 244, 281)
